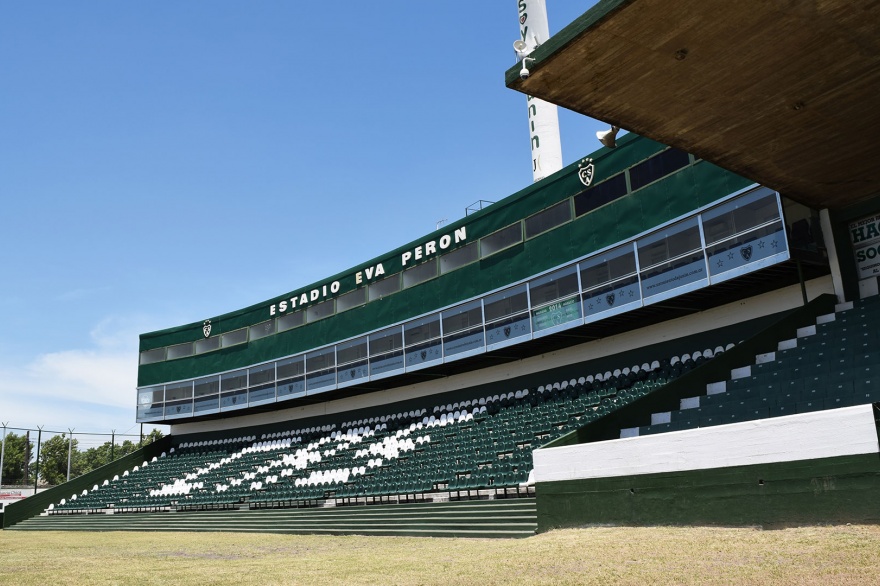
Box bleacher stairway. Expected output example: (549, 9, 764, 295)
(7, 498, 537, 538)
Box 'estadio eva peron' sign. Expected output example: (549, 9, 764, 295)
(269, 227, 468, 316)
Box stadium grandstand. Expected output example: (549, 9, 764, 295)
(4, 0, 880, 535)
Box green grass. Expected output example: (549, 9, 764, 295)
(2, 525, 880, 585)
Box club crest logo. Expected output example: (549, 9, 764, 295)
(350, 369, 356, 379)
(203, 320, 212, 338)
(577, 157, 595, 186)
(420, 350, 427, 361)
(176, 405, 182, 413)
(740, 245, 753, 261)
(606, 293, 616, 306)
(504, 326, 511, 338)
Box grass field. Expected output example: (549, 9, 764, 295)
(2, 525, 880, 585)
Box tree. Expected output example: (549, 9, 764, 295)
(1, 432, 33, 485)
(38, 434, 81, 486)
(142, 428, 164, 446)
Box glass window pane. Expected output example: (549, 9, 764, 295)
(404, 313, 441, 346)
(529, 265, 580, 306)
(702, 188, 781, 245)
(402, 259, 437, 288)
(138, 386, 164, 404)
(369, 327, 403, 356)
(221, 369, 247, 392)
(249, 320, 275, 341)
(480, 223, 522, 257)
(440, 242, 479, 274)
(580, 244, 637, 291)
(337, 337, 368, 365)
(337, 288, 366, 312)
(629, 148, 690, 191)
(525, 201, 572, 239)
(222, 328, 248, 348)
(248, 363, 275, 387)
(306, 299, 335, 322)
(368, 275, 401, 301)
(370, 327, 404, 376)
(277, 356, 304, 379)
(306, 347, 335, 373)
(194, 376, 219, 398)
(139, 348, 165, 365)
(247, 362, 275, 403)
(277, 311, 304, 332)
(442, 300, 483, 335)
(574, 173, 628, 217)
(195, 336, 220, 354)
(167, 342, 194, 360)
(483, 285, 528, 322)
(637, 218, 702, 269)
(165, 382, 193, 401)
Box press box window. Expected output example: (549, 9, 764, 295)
(277, 356, 304, 379)
(306, 299, 335, 322)
(337, 337, 368, 366)
(574, 173, 628, 217)
(370, 327, 403, 355)
(194, 336, 220, 354)
(249, 320, 275, 341)
(337, 288, 366, 313)
(306, 347, 335, 373)
(167, 342, 194, 360)
(403, 259, 437, 288)
(138, 386, 164, 405)
(221, 370, 248, 392)
(440, 242, 478, 274)
(483, 285, 528, 322)
(368, 275, 401, 301)
(442, 300, 483, 335)
(529, 266, 580, 306)
(404, 314, 441, 346)
(580, 245, 637, 290)
(221, 328, 248, 348)
(194, 377, 219, 398)
(637, 218, 703, 269)
(139, 348, 165, 365)
(276, 311, 304, 332)
(628, 148, 690, 191)
(480, 223, 522, 257)
(525, 201, 572, 239)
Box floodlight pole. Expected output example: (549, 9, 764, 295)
(67, 428, 75, 482)
(0, 422, 8, 490)
(111, 430, 115, 461)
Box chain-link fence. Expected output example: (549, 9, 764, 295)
(0, 423, 163, 491)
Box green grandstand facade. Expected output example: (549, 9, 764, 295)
(134, 131, 819, 424)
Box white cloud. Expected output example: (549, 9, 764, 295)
(0, 314, 169, 433)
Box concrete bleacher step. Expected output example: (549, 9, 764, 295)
(9, 498, 538, 539)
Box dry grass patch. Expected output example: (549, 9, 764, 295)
(2, 525, 879, 586)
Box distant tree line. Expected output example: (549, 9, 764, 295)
(1, 429, 163, 487)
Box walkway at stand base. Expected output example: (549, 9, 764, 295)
(7, 498, 537, 538)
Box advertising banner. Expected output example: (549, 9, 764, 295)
(849, 213, 880, 279)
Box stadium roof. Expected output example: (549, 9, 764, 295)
(505, 0, 880, 211)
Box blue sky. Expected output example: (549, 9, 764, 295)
(0, 2, 606, 439)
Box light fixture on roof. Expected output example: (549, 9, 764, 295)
(597, 126, 620, 149)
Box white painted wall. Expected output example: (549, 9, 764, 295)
(533, 404, 879, 482)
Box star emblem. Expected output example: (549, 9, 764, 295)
(758, 241, 765, 249)
(771, 240, 778, 248)
(728, 252, 734, 260)
(717, 260, 724, 268)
